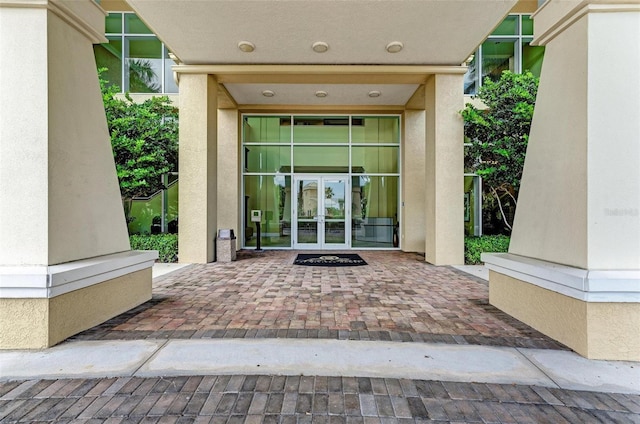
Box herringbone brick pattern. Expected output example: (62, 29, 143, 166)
(71, 251, 565, 350)
(2, 376, 639, 423)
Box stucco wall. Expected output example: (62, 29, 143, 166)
(402, 110, 426, 252)
(424, 75, 464, 265)
(0, 268, 151, 349)
(510, 0, 538, 13)
(178, 74, 218, 263)
(586, 11, 640, 269)
(490, 270, 640, 361)
(0, 5, 129, 266)
(509, 14, 589, 268)
(0, 7, 50, 265)
(48, 268, 151, 346)
(0, 299, 49, 349)
(47, 10, 130, 265)
(511, 9, 640, 270)
(100, 0, 132, 12)
(217, 108, 241, 242)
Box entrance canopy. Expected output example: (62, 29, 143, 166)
(125, 0, 518, 107)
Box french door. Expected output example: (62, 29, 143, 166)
(293, 176, 350, 249)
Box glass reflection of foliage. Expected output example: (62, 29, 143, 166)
(128, 59, 161, 93)
(325, 186, 334, 200)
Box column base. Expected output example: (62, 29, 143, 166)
(0, 251, 156, 349)
(483, 253, 640, 361)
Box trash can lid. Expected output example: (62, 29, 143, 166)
(218, 229, 235, 239)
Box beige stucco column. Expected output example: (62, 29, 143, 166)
(217, 108, 240, 244)
(484, 0, 640, 360)
(0, 0, 156, 349)
(178, 74, 219, 263)
(402, 109, 427, 253)
(424, 75, 465, 265)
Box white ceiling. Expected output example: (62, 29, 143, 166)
(224, 83, 420, 106)
(126, 0, 518, 106)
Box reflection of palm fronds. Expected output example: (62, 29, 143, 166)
(129, 59, 160, 93)
(325, 187, 334, 199)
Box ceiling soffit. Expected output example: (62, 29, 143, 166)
(126, 0, 518, 106)
(127, 0, 518, 66)
(175, 64, 465, 108)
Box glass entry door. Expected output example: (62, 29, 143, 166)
(293, 176, 350, 249)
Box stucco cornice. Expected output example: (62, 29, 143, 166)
(0, 251, 157, 298)
(0, 0, 107, 44)
(533, 0, 640, 46)
(173, 65, 468, 85)
(484, 253, 640, 302)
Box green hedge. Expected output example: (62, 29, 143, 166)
(130, 234, 178, 263)
(464, 235, 510, 265)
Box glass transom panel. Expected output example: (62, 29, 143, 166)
(293, 116, 349, 143)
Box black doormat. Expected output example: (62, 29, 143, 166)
(294, 254, 367, 267)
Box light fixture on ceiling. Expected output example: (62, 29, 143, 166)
(237, 41, 255, 52)
(386, 41, 404, 53)
(368, 90, 381, 98)
(262, 90, 275, 97)
(312, 41, 329, 53)
(315, 90, 328, 98)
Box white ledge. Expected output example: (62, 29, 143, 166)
(482, 253, 640, 303)
(0, 250, 158, 299)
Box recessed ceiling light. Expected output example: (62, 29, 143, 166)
(262, 90, 275, 97)
(238, 41, 255, 52)
(386, 41, 404, 53)
(315, 91, 328, 98)
(312, 41, 329, 53)
(368, 91, 381, 98)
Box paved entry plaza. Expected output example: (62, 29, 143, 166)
(71, 250, 563, 349)
(2, 250, 640, 423)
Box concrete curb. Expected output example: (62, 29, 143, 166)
(1, 339, 638, 394)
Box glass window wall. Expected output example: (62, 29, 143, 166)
(464, 175, 482, 236)
(351, 147, 399, 174)
(242, 114, 401, 249)
(245, 146, 291, 173)
(351, 116, 400, 144)
(481, 39, 516, 84)
(464, 14, 544, 95)
(352, 176, 399, 248)
(293, 146, 349, 172)
(94, 37, 123, 88)
(522, 41, 545, 77)
(95, 12, 178, 94)
(293, 116, 349, 143)
(127, 37, 162, 93)
(244, 116, 291, 143)
(244, 176, 292, 248)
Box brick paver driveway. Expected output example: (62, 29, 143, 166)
(6, 251, 640, 423)
(73, 250, 564, 350)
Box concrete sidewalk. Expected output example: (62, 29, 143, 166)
(2, 338, 638, 394)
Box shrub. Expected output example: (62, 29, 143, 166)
(461, 71, 539, 233)
(130, 234, 178, 263)
(464, 235, 510, 265)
